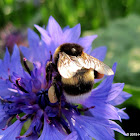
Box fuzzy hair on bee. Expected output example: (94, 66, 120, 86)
(47, 43, 114, 104)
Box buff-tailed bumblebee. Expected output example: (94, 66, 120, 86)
(47, 43, 114, 104)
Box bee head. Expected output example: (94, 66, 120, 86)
(59, 43, 83, 56)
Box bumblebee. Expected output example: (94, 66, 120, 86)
(47, 43, 114, 103)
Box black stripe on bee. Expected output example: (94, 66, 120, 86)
(62, 81, 94, 96)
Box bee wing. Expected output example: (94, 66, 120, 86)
(77, 53, 114, 75)
(57, 52, 83, 78)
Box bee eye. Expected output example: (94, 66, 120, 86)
(71, 48, 76, 53)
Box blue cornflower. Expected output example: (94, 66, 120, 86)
(0, 16, 131, 140)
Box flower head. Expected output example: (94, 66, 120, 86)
(0, 16, 131, 140)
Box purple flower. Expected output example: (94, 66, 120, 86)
(0, 16, 131, 140)
(0, 23, 28, 54)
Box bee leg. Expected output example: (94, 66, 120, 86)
(52, 74, 62, 101)
(46, 61, 62, 115)
(46, 62, 56, 88)
(58, 97, 61, 117)
(48, 74, 62, 116)
(52, 75, 62, 117)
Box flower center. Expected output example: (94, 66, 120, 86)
(37, 89, 50, 109)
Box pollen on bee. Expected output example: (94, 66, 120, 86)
(48, 85, 58, 103)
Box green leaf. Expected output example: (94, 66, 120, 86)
(123, 84, 140, 109)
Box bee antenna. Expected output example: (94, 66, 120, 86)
(49, 51, 52, 61)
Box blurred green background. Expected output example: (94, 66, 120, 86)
(0, 0, 140, 139)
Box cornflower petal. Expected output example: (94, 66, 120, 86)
(78, 35, 98, 52)
(64, 131, 78, 140)
(62, 25, 70, 32)
(109, 120, 127, 136)
(47, 16, 63, 46)
(38, 117, 66, 140)
(0, 120, 23, 140)
(116, 108, 129, 120)
(83, 100, 121, 120)
(0, 79, 13, 97)
(106, 83, 125, 102)
(34, 25, 52, 47)
(0, 103, 9, 129)
(3, 48, 10, 68)
(63, 24, 81, 43)
(0, 48, 10, 79)
(90, 46, 107, 61)
(10, 45, 24, 76)
(110, 91, 132, 106)
(20, 135, 38, 140)
(65, 112, 115, 140)
(28, 28, 40, 47)
(0, 45, 23, 79)
(20, 29, 49, 65)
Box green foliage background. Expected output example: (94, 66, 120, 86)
(0, 0, 140, 140)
